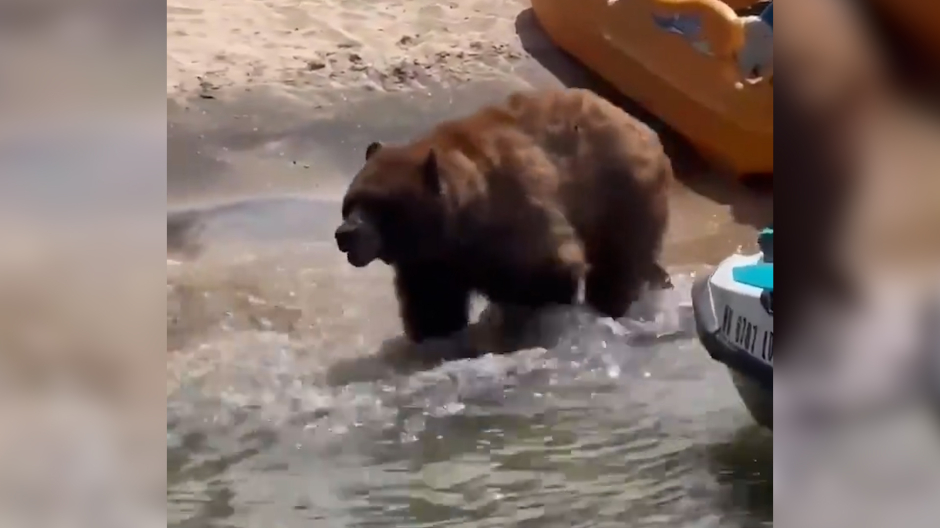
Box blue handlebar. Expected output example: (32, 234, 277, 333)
(760, 2, 773, 28)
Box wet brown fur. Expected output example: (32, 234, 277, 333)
(341, 88, 673, 343)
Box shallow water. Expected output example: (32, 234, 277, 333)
(167, 244, 772, 528)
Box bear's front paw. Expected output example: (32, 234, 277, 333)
(647, 263, 674, 290)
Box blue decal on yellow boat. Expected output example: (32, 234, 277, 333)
(651, 14, 713, 55)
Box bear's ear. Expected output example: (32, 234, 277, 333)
(421, 149, 442, 195)
(365, 141, 383, 161)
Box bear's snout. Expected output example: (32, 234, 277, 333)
(335, 214, 382, 267)
(335, 222, 358, 253)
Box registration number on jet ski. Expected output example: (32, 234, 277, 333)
(719, 304, 773, 365)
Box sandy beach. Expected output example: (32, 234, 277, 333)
(168, 0, 533, 102)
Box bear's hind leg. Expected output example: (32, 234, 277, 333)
(394, 264, 471, 343)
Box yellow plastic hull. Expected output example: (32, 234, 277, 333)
(530, 0, 773, 176)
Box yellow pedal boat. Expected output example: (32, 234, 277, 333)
(530, 0, 773, 177)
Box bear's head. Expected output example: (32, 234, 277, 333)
(335, 141, 451, 268)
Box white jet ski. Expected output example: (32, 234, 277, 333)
(691, 227, 773, 428)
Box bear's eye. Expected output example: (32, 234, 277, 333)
(344, 195, 397, 228)
(341, 200, 354, 218)
(341, 194, 368, 218)
(343, 195, 380, 220)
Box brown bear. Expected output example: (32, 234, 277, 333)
(334, 88, 673, 343)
